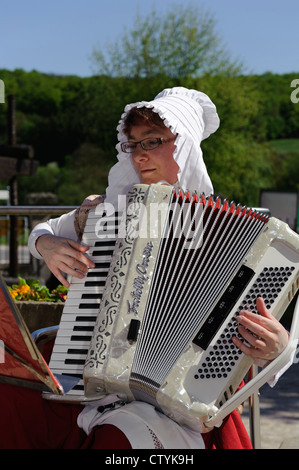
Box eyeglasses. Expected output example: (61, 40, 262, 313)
(121, 137, 174, 153)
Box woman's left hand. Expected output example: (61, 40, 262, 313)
(232, 297, 289, 361)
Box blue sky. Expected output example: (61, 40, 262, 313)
(1, 0, 298, 77)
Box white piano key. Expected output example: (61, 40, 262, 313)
(72, 273, 107, 287)
(50, 362, 85, 373)
(52, 344, 91, 354)
(88, 251, 114, 258)
(51, 366, 84, 377)
(62, 300, 101, 309)
(65, 299, 102, 306)
(50, 353, 89, 365)
(57, 321, 94, 331)
(50, 355, 88, 367)
(50, 343, 87, 353)
(55, 326, 94, 335)
(83, 231, 118, 241)
(56, 332, 97, 342)
(84, 213, 121, 223)
(59, 315, 98, 323)
(64, 298, 101, 307)
(83, 228, 119, 238)
(50, 351, 87, 362)
(54, 337, 93, 349)
(66, 289, 103, 299)
(68, 279, 104, 287)
(65, 291, 103, 300)
(86, 251, 113, 259)
(60, 305, 99, 316)
(55, 343, 89, 352)
(52, 352, 87, 362)
(57, 330, 95, 339)
(66, 283, 105, 293)
(51, 345, 88, 360)
(86, 266, 111, 273)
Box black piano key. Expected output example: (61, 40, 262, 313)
(75, 316, 97, 322)
(65, 358, 86, 365)
(94, 240, 116, 247)
(78, 303, 101, 309)
(67, 348, 89, 355)
(91, 250, 114, 257)
(70, 335, 93, 342)
(93, 262, 110, 269)
(81, 293, 103, 299)
(84, 281, 106, 287)
(86, 272, 107, 278)
(73, 325, 95, 332)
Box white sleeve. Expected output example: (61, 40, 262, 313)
(28, 210, 77, 260)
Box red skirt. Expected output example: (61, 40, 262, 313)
(0, 381, 251, 449)
(0, 339, 252, 449)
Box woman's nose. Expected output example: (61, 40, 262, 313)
(132, 147, 149, 161)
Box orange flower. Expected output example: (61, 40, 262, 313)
(18, 284, 30, 295)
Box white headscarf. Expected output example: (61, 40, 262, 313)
(105, 87, 220, 207)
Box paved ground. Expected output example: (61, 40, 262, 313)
(241, 359, 299, 449)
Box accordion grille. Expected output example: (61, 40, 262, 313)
(129, 192, 268, 398)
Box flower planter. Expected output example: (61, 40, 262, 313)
(16, 301, 64, 333)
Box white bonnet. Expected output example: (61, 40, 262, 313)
(105, 87, 220, 206)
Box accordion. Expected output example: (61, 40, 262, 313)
(82, 184, 299, 431)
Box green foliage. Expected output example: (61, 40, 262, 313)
(56, 144, 112, 205)
(247, 73, 299, 140)
(184, 75, 274, 205)
(268, 139, 299, 191)
(8, 276, 68, 302)
(90, 3, 242, 78)
(204, 133, 274, 205)
(18, 162, 60, 202)
(269, 139, 299, 153)
(0, 67, 298, 207)
(0, 69, 90, 163)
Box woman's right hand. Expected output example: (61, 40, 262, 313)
(36, 234, 95, 288)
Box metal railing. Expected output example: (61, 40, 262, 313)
(0, 205, 77, 216)
(0, 205, 77, 272)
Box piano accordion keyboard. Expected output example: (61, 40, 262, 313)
(48, 209, 120, 398)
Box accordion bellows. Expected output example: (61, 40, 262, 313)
(84, 184, 299, 431)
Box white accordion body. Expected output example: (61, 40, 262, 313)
(81, 184, 299, 430)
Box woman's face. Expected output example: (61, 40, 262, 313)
(127, 124, 179, 185)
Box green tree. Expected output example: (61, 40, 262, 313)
(57, 144, 111, 205)
(90, 3, 242, 78)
